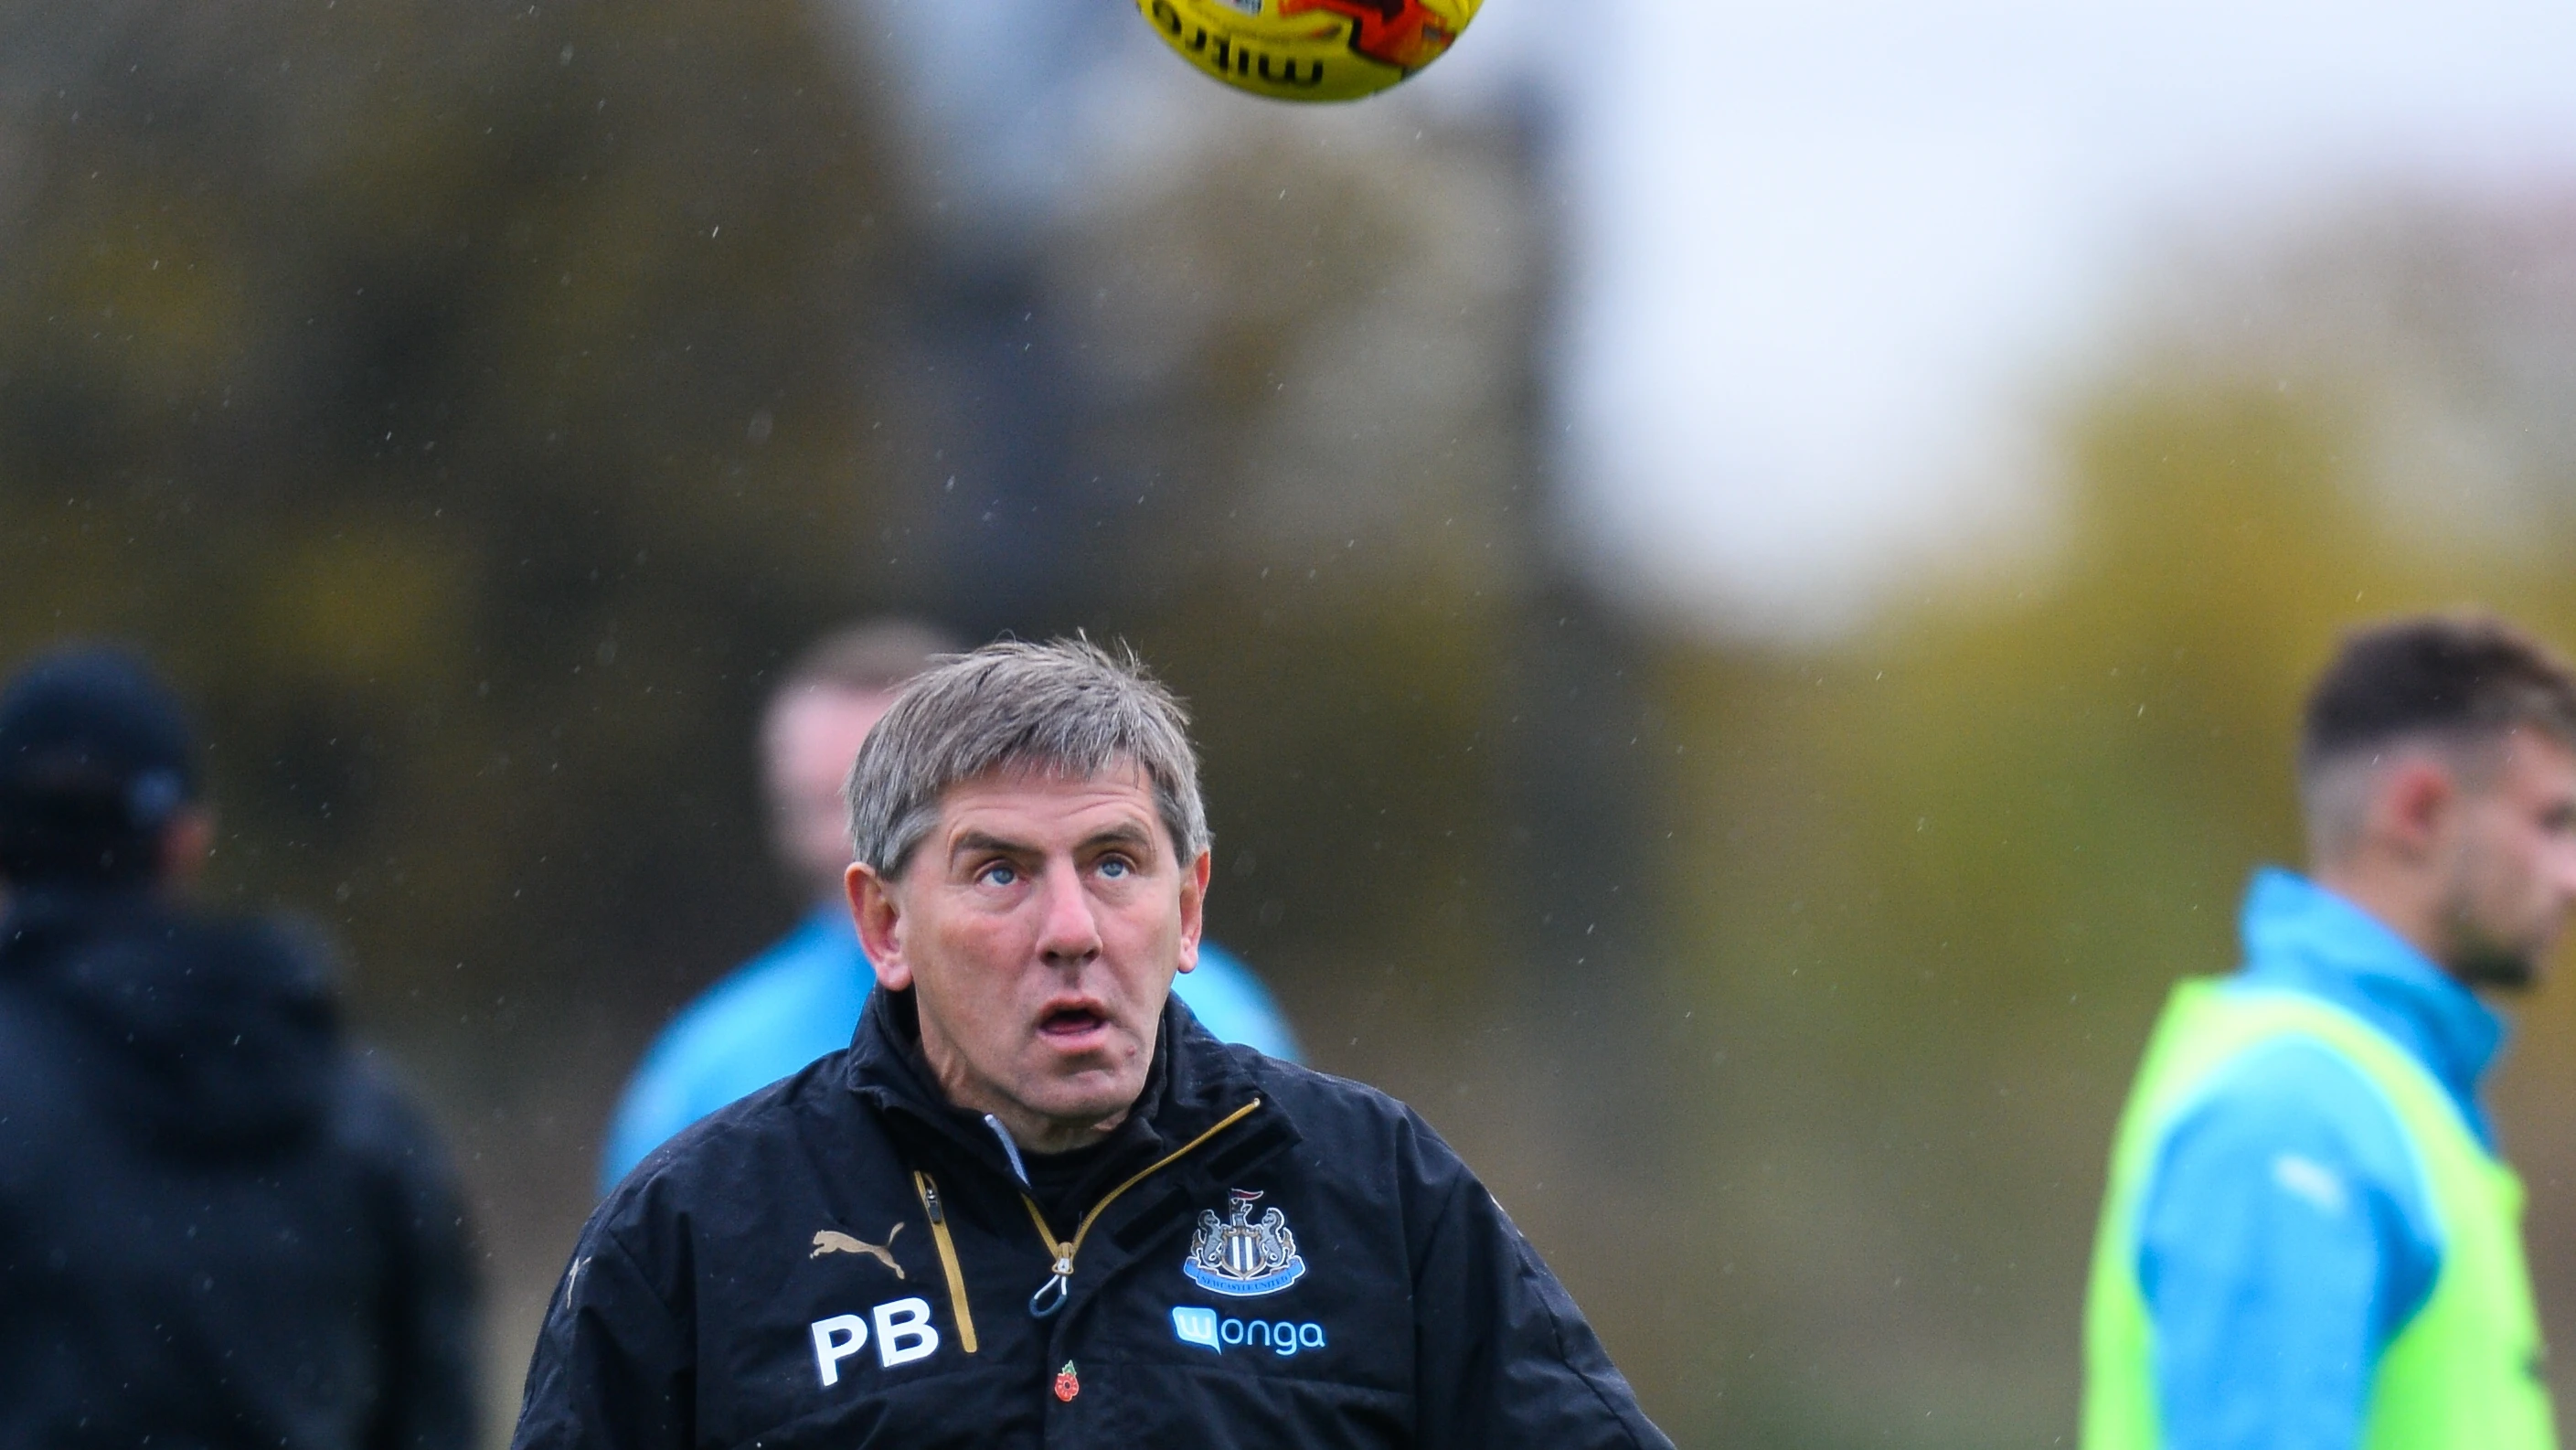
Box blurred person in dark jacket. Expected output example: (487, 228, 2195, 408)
(0, 645, 479, 1450)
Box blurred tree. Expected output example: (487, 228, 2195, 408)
(0, 0, 923, 1015)
(0, 7, 1615, 1439)
(1029, 95, 1682, 1192)
(1040, 101, 1544, 968)
(0, 0, 926, 1421)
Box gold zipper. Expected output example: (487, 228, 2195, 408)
(1022, 1098, 1262, 1317)
(912, 1170, 980, 1354)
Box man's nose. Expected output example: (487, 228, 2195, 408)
(1035, 862, 1102, 964)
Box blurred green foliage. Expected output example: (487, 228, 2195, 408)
(0, 0, 921, 1042)
(1624, 223, 2576, 1443)
(8, 5, 2576, 1449)
(0, 3, 930, 1425)
(0, 5, 1566, 1437)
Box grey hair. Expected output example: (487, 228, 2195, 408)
(845, 637, 1209, 879)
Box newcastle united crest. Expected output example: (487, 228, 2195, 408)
(1184, 1189, 1306, 1297)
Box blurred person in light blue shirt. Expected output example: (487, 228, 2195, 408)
(601, 621, 1298, 1192)
(2082, 614, 2576, 1450)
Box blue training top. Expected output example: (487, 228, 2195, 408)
(600, 904, 1302, 1192)
(2135, 867, 2507, 1450)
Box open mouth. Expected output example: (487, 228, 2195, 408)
(1038, 1005, 1109, 1040)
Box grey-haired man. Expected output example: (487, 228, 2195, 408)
(597, 621, 1302, 1190)
(513, 638, 1669, 1449)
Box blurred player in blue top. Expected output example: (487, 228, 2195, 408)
(600, 620, 1299, 1191)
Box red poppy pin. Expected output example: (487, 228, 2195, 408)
(1053, 1361, 1080, 1402)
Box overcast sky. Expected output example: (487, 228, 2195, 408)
(847, 0, 2576, 637)
(1412, 0, 2576, 636)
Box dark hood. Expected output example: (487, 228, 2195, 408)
(0, 886, 340, 1157)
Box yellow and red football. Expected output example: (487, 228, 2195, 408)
(1137, 0, 1485, 103)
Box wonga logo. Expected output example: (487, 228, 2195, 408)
(1172, 1305, 1328, 1357)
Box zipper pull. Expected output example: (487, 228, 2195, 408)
(1029, 1245, 1074, 1317)
(911, 1171, 981, 1356)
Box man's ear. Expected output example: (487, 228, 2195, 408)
(1175, 850, 1211, 976)
(849, 862, 914, 992)
(2377, 756, 2459, 862)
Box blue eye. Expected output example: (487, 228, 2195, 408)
(978, 862, 1018, 887)
(1099, 858, 1130, 879)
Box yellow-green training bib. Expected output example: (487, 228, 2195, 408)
(2082, 980, 2555, 1450)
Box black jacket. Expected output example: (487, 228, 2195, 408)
(514, 988, 1671, 1449)
(0, 887, 479, 1450)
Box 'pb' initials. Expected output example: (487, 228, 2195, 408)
(810, 1297, 942, 1386)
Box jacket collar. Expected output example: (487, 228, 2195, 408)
(844, 983, 1268, 1189)
(2237, 867, 2506, 1146)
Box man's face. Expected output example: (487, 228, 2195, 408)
(764, 686, 901, 902)
(2437, 730, 2576, 990)
(850, 764, 1207, 1149)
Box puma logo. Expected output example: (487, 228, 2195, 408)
(811, 1224, 905, 1278)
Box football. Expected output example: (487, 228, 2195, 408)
(1137, 0, 1484, 103)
